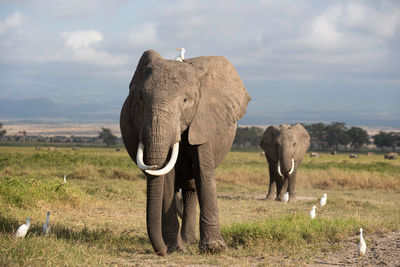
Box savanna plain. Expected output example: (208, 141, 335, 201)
(0, 146, 399, 266)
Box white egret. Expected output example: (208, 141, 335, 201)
(309, 205, 316, 219)
(358, 228, 366, 259)
(63, 175, 67, 183)
(43, 211, 51, 235)
(319, 193, 327, 207)
(283, 192, 289, 203)
(175, 48, 185, 62)
(15, 218, 31, 238)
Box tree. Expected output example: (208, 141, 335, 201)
(325, 122, 349, 151)
(304, 123, 327, 150)
(0, 123, 6, 138)
(233, 126, 263, 148)
(373, 131, 397, 151)
(98, 127, 117, 146)
(347, 127, 370, 150)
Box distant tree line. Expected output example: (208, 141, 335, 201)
(0, 124, 121, 147)
(233, 122, 400, 152)
(1, 122, 399, 151)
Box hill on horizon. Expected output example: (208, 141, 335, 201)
(0, 97, 399, 128)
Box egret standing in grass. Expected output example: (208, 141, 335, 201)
(43, 211, 51, 235)
(15, 218, 31, 238)
(320, 193, 327, 207)
(175, 48, 185, 62)
(283, 192, 289, 203)
(358, 228, 366, 260)
(310, 205, 316, 219)
(63, 175, 67, 183)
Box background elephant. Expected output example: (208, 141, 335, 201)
(259, 124, 310, 202)
(120, 50, 250, 255)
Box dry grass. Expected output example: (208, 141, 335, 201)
(0, 147, 399, 266)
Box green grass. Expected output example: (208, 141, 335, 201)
(0, 147, 399, 266)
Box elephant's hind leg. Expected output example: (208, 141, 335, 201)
(181, 181, 197, 243)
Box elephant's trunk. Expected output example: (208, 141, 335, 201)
(278, 149, 295, 176)
(146, 174, 167, 256)
(141, 107, 180, 168)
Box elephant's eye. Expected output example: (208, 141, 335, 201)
(183, 98, 188, 103)
(293, 142, 296, 147)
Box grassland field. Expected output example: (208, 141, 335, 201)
(0, 146, 399, 266)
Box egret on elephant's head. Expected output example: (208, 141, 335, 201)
(175, 48, 185, 62)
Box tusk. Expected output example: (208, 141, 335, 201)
(277, 161, 283, 177)
(136, 142, 158, 170)
(288, 158, 295, 175)
(145, 143, 179, 176)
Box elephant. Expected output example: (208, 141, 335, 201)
(120, 50, 250, 256)
(259, 124, 310, 202)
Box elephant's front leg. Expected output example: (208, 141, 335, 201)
(194, 143, 226, 252)
(162, 170, 184, 253)
(266, 161, 277, 200)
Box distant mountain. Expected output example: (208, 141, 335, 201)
(0, 98, 120, 121)
(1, 97, 399, 127)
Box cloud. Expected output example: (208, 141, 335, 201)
(30, 0, 126, 18)
(62, 30, 103, 49)
(60, 30, 128, 67)
(0, 11, 24, 34)
(128, 23, 158, 46)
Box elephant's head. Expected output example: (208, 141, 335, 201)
(121, 50, 249, 172)
(260, 124, 310, 177)
(120, 50, 250, 255)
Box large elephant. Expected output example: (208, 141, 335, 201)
(259, 124, 310, 202)
(120, 50, 250, 256)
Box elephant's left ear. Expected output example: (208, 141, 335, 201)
(293, 124, 311, 158)
(188, 56, 251, 145)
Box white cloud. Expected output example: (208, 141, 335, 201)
(71, 48, 128, 67)
(62, 30, 103, 49)
(0, 11, 24, 34)
(128, 23, 158, 46)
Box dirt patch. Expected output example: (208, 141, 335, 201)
(218, 193, 317, 201)
(311, 232, 400, 266)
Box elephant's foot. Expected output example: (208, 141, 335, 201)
(288, 195, 297, 202)
(266, 193, 275, 200)
(199, 238, 226, 253)
(166, 242, 187, 254)
(182, 231, 197, 244)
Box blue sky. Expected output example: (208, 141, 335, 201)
(0, 0, 399, 126)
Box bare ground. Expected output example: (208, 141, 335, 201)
(310, 232, 400, 266)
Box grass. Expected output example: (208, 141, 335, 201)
(0, 146, 399, 266)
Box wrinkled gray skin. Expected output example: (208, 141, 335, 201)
(120, 50, 250, 256)
(259, 124, 310, 201)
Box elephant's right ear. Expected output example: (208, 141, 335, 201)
(129, 50, 162, 94)
(260, 126, 279, 161)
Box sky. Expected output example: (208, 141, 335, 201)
(0, 0, 399, 126)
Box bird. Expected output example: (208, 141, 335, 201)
(283, 192, 289, 203)
(319, 193, 327, 207)
(15, 218, 31, 238)
(310, 205, 316, 219)
(358, 228, 366, 259)
(43, 211, 51, 235)
(175, 48, 185, 62)
(63, 175, 67, 183)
